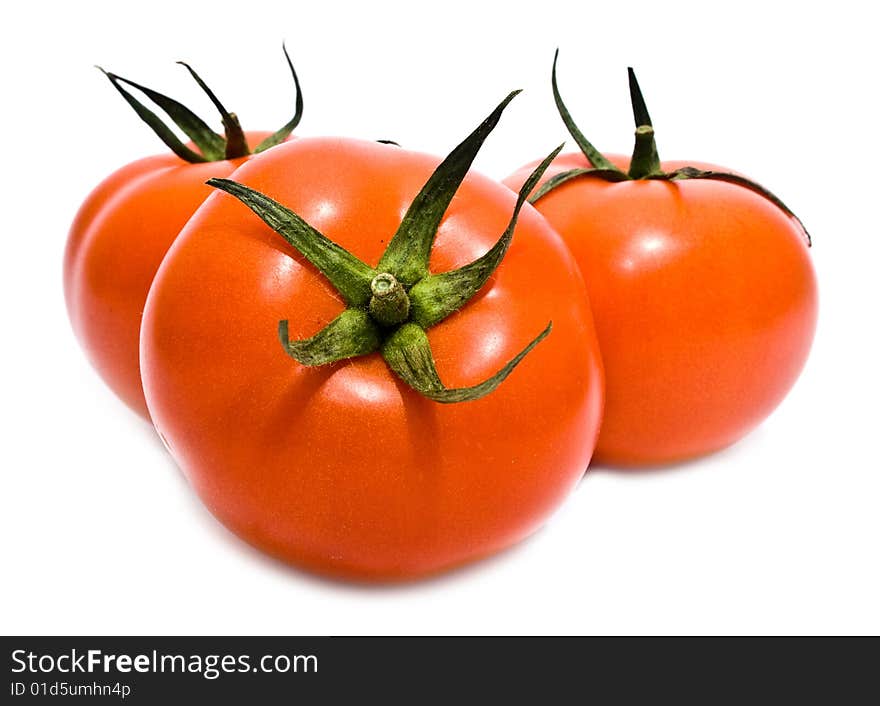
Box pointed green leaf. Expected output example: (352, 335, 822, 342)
(177, 61, 250, 159)
(279, 309, 381, 365)
(529, 166, 629, 204)
(99, 68, 225, 159)
(551, 50, 622, 173)
(376, 90, 521, 286)
(97, 67, 208, 163)
(207, 178, 376, 305)
(381, 322, 552, 404)
(627, 67, 653, 127)
(254, 44, 304, 153)
(409, 144, 564, 329)
(668, 167, 812, 246)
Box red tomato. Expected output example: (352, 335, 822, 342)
(140, 129, 604, 581)
(64, 51, 302, 418)
(64, 135, 273, 418)
(504, 151, 817, 466)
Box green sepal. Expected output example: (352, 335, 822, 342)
(177, 61, 249, 159)
(381, 322, 552, 404)
(207, 178, 376, 305)
(376, 90, 521, 286)
(279, 309, 381, 366)
(551, 50, 623, 174)
(97, 67, 209, 163)
(409, 143, 564, 329)
(667, 167, 812, 246)
(542, 58, 811, 244)
(209, 91, 557, 404)
(529, 166, 629, 204)
(627, 67, 653, 128)
(254, 44, 304, 154)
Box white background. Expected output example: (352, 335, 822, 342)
(1, 0, 877, 635)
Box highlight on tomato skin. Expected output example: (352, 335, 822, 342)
(139, 94, 605, 582)
(63, 48, 303, 419)
(503, 54, 817, 468)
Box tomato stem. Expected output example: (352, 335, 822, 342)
(628, 126, 661, 178)
(369, 273, 411, 327)
(626, 69, 661, 178)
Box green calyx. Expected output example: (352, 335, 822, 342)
(208, 93, 560, 403)
(533, 50, 811, 246)
(97, 44, 303, 162)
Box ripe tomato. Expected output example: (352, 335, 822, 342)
(140, 95, 604, 581)
(64, 50, 302, 418)
(504, 56, 817, 466)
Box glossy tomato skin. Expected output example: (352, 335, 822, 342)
(504, 152, 818, 467)
(63, 131, 277, 419)
(140, 137, 604, 581)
